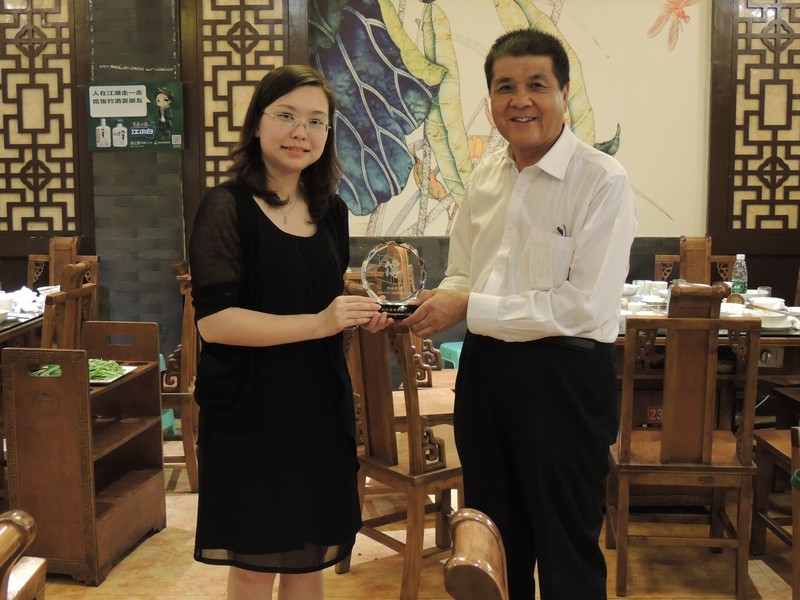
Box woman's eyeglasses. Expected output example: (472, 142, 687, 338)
(263, 112, 330, 135)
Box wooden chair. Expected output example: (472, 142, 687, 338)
(667, 282, 727, 318)
(750, 426, 800, 599)
(793, 427, 800, 600)
(27, 235, 99, 319)
(605, 314, 761, 600)
(654, 235, 735, 284)
(443, 508, 508, 600)
(0, 510, 45, 600)
(160, 261, 199, 492)
(335, 322, 462, 600)
(40, 261, 97, 349)
(396, 346, 457, 431)
(81, 320, 160, 363)
(392, 386, 455, 431)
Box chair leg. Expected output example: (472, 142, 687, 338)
(179, 396, 199, 493)
(710, 487, 725, 553)
(400, 491, 425, 600)
(435, 488, 453, 549)
(736, 477, 753, 600)
(751, 448, 770, 555)
(615, 477, 630, 598)
(605, 462, 618, 550)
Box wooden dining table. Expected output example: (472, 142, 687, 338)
(1, 312, 45, 407)
(0, 312, 44, 496)
(615, 320, 800, 427)
(0, 313, 43, 348)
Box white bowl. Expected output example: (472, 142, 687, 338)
(752, 310, 790, 328)
(0, 309, 9, 323)
(621, 283, 640, 297)
(627, 301, 646, 313)
(650, 281, 668, 292)
(749, 297, 786, 311)
(787, 307, 800, 317)
(720, 303, 746, 315)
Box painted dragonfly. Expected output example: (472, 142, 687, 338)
(648, 0, 701, 52)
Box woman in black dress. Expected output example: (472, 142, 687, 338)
(189, 65, 390, 600)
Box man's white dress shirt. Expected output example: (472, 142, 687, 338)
(439, 125, 638, 344)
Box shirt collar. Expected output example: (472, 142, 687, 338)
(503, 124, 578, 180)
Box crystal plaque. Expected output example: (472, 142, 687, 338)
(360, 241, 426, 320)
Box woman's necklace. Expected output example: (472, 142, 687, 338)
(281, 197, 297, 224)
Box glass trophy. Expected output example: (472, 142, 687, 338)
(360, 241, 426, 320)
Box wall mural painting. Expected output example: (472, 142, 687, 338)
(310, 0, 705, 237)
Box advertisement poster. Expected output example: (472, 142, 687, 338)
(87, 81, 184, 151)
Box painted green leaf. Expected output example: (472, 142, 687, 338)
(422, 3, 472, 213)
(310, 0, 445, 216)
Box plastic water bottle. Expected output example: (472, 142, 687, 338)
(731, 254, 748, 295)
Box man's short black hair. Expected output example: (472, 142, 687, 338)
(484, 29, 570, 90)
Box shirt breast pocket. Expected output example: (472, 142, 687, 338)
(518, 228, 573, 290)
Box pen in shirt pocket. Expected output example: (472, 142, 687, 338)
(556, 225, 567, 236)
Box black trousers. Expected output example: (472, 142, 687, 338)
(454, 332, 618, 600)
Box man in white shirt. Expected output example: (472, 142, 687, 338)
(405, 29, 637, 599)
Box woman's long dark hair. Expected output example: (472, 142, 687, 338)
(227, 65, 342, 222)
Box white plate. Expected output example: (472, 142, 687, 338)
(786, 306, 800, 317)
(90, 365, 136, 385)
(625, 310, 662, 317)
(640, 295, 667, 305)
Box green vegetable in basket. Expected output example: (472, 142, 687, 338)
(88, 358, 124, 380)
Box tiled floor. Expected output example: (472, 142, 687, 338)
(35, 449, 795, 599)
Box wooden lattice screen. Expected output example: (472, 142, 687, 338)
(197, 0, 287, 189)
(180, 0, 311, 242)
(0, 1, 84, 238)
(709, 0, 800, 253)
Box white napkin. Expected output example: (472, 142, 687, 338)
(8, 286, 45, 314)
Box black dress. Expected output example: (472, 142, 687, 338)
(189, 183, 361, 573)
